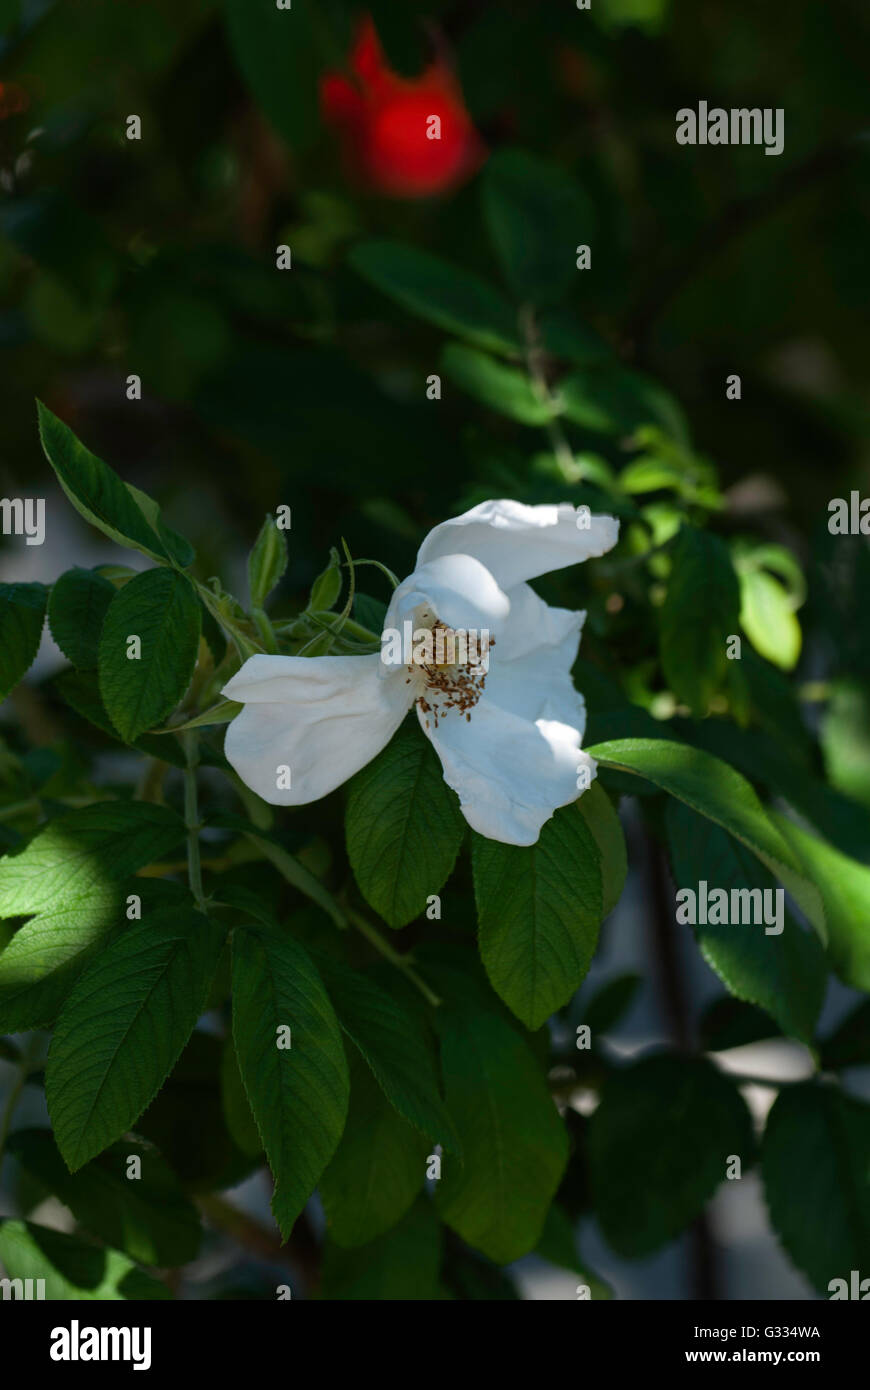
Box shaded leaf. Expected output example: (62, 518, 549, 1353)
(589, 1054, 754, 1256)
(435, 1005, 568, 1263)
(98, 567, 201, 741)
(472, 802, 603, 1029)
(0, 582, 47, 701)
(231, 925, 349, 1238)
(46, 905, 224, 1170)
(346, 719, 465, 928)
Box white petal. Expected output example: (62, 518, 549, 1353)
(422, 699, 595, 846)
(483, 584, 587, 733)
(383, 553, 510, 636)
(416, 499, 619, 589)
(495, 582, 585, 663)
(222, 654, 412, 805)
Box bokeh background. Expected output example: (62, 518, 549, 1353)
(1, 0, 869, 1298)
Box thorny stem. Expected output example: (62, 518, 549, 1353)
(183, 732, 207, 913)
(520, 303, 578, 479)
(0, 1033, 43, 1168)
(346, 908, 442, 1008)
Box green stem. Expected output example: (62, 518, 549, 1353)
(346, 908, 442, 1008)
(244, 832, 347, 931)
(251, 607, 279, 654)
(195, 580, 261, 661)
(598, 536, 676, 576)
(183, 733, 207, 913)
(520, 303, 578, 479)
(0, 1034, 42, 1168)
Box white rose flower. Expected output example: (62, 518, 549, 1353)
(222, 499, 619, 846)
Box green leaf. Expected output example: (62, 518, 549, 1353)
(248, 513, 288, 609)
(368, 1, 425, 76)
(231, 925, 350, 1239)
(539, 308, 611, 366)
(47, 567, 115, 670)
(743, 647, 814, 762)
(98, 567, 201, 740)
(483, 149, 595, 305)
(346, 720, 465, 929)
(46, 906, 225, 1170)
(575, 781, 627, 916)
(763, 1083, 870, 1294)
(0, 582, 47, 701)
(314, 952, 458, 1151)
(321, 1197, 442, 1300)
(689, 718, 870, 862)
(320, 1051, 428, 1248)
(666, 801, 825, 1042)
(242, 828, 347, 930)
(308, 546, 341, 611)
(0, 801, 183, 918)
(36, 401, 169, 561)
(220, 1035, 263, 1158)
(160, 700, 242, 734)
(0, 893, 122, 1033)
(441, 342, 552, 424)
(223, 0, 328, 151)
(125, 483, 195, 569)
(8, 1129, 202, 1267)
(589, 1054, 754, 1256)
(660, 526, 740, 715)
(472, 802, 603, 1030)
(55, 668, 187, 766)
(699, 997, 780, 1052)
(350, 240, 521, 355)
(136, 1031, 261, 1194)
(586, 738, 826, 936)
(821, 680, 870, 811)
(595, 0, 671, 35)
(435, 1005, 568, 1263)
(561, 366, 687, 441)
(581, 972, 641, 1037)
(773, 814, 870, 992)
(0, 1220, 170, 1300)
(739, 568, 801, 670)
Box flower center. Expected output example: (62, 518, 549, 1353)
(408, 620, 494, 729)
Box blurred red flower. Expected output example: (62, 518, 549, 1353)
(320, 17, 484, 198)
